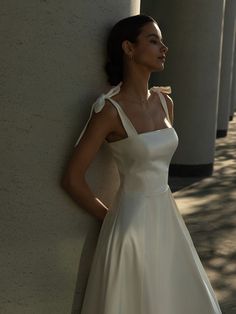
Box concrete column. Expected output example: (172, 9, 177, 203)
(0, 1, 140, 313)
(217, 0, 236, 136)
(229, 22, 236, 120)
(142, 0, 225, 176)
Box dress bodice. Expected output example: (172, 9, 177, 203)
(74, 81, 179, 196)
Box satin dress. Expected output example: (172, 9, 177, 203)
(74, 81, 222, 314)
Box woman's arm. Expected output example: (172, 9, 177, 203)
(61, 100, 117, 222)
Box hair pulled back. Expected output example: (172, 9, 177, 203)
(104, 14, 157, 86)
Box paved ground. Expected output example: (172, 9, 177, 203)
(169, 113, 236, 314)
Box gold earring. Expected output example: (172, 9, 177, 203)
(129, 54, 133, 61)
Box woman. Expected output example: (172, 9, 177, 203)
(62, 14, 222, 314)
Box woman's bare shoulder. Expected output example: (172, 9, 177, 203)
(89, 98, 120, 134)
(93, 98, 120, 121)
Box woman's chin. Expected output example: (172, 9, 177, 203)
(152, 64, 164, 72)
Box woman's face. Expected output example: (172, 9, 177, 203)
(130, 22, 168, 71)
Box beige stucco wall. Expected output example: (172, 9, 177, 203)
(0, 1, 140, 313)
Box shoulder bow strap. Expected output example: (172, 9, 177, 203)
(149, 85, 172, 123)
(149, 85, 172, 94)
(92, 82, 122, 113)
(74, 82, 122, 147)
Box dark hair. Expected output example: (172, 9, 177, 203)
(104, 14, 157, 86)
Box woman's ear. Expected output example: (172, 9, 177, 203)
(122, 40, 133, 57)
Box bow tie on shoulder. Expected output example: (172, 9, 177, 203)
(92, 82, 123, 113)
(149, 85, 172, 94)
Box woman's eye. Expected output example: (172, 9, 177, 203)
(150, 40, 158, 44)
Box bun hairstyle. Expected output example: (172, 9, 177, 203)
(104, 14, 157, 86)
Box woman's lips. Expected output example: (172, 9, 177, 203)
(158, 57, 166, 62)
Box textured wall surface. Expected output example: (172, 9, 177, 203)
(0, 1, 140, 313)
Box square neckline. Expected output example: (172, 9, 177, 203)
(106, 89, 173, 145)
(106, 126, 174, 145)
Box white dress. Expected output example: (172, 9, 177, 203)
(74, 82, 222, 314)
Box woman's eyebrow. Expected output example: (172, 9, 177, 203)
(146, 33, 162, 40)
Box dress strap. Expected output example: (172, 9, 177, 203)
(150, 85, 172, 123)
(74, 81, 136, 147)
